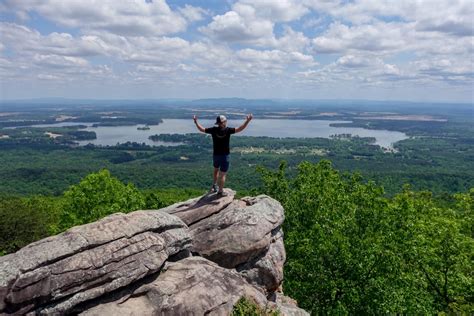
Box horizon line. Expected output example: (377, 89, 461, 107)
(1, 97, 472, 105)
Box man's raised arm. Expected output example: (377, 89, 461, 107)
(235, 114, 253, 133)
(193, 115, 206, 133)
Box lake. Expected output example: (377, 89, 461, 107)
(30, 119, 408, 149)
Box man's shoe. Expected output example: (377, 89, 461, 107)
(209, 184, 218, 193)
(216, 190, 228, 197)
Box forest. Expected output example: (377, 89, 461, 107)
(0, 131, 473, 196)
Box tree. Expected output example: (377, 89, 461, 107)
(389, 189, 473, 314)
(257, 160, 473, 314)
(0, 195, 61, 254)
(58, 169, 145, 230)
(259, 160, 396, 314)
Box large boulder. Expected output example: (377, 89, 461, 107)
(0, 210, 191, 315)
(79, 257, 268, 316)
(190, 195, 284, 268)
(189, 195, 286, 293)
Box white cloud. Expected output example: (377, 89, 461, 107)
(231, 48, 316, 78)
(413, 58, 474, 78)
(336, 54, 372, 68)
(0, 23, 111, 57)
(178, 5, 209, 22)
(201, 8, 274, 45)
(274, 27, 310, 52)
(238, 0, 309, 22)
(37, 74, 61, 80)
(299, 50, 473, 89)
(32, 54, 89, 68)
(312, 21, 411, 54)
(0, 23, 116, 84)
(306, 0, 473, 37)
(381, 63, 401, 76)
(297, 52, 408, 87)
(5, 0, 188, 36)
(305, 0, 413, 24)
(201, 0, 310, 48)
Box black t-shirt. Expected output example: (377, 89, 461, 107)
(205, 126, 236, 155)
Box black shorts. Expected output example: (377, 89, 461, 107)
(213, 154, 230, 172)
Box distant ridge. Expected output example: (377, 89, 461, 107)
(1, 97, 471, 109)
(190, 98, 277, 107)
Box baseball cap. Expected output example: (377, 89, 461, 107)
(215, 115, 227, 125)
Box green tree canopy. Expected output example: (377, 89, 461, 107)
(258, 160, 473, 314)
(0, 195, 61, 255)
(59, 169, 145, 230)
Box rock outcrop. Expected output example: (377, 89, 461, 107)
(0, 190, 308, 315)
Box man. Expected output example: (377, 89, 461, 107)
(193, 114, 253, 196)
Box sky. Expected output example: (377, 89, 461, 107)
(0, 0, 473, 102)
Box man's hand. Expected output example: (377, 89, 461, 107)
(236, 114, 253, 133)
(194, 115, 206, 133)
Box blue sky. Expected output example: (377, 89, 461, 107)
(0, 0, 473, 102)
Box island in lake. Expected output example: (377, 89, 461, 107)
(137, 125, 150, 130)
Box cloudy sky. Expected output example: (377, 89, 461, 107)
(0, 0, 473, 102)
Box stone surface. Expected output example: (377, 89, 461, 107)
(190, 195, 285, 269)
(0, 210, 191, 315)
(161, 188, 235, 225)
(79, 257, 268, 316)
(270, 293, 311, 316)
(237, 230, 286, 293)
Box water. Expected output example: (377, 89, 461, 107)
(27, 119, 408, 148)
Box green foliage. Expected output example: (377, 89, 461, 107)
(0, 195, 61, 254)
(454, 188, 474, 237)
(258, 160, 473, 314)
(58, 169, 145, 230)
(389, 189, 473, 314)
(232, 297, 279, 316)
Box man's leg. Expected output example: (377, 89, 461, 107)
(218, 171, 227, 192)
(210, 155, 220, 193)
(209, 167, 219, 192)
(213, 167, 219, 185)
(217, 155, 229, 193)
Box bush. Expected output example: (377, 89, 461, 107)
(232, 297, 279, 316)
